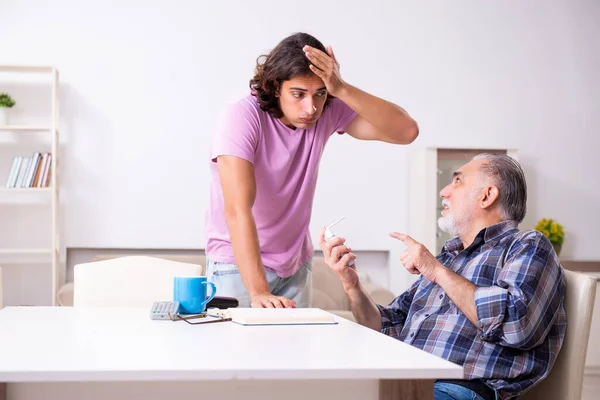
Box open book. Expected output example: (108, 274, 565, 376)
(223, 308, 338, 326)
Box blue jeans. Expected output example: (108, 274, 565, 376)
(434, 382, 486, 400)
(205, 258, 312, 308)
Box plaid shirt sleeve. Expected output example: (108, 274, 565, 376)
(474, 231, 566, 350)
(377, 276, 422, 337)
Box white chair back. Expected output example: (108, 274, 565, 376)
(521, 269, 597, 400)
(73, 256, 202, 307)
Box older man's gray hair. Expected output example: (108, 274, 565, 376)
(473, 153, 527, 223)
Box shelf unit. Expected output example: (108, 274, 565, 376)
(0, 65, 60, 305)
(0, 188, 52, 193)
(0, 126, 52, 132)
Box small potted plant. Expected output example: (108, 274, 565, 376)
(0, 92, 16, 126)
(534, 218, 565, 256)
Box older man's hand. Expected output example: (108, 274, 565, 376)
(390, 232, 444, 283)
(318, 226, 359, 290)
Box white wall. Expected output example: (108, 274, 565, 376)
(0, 1, 599, 302)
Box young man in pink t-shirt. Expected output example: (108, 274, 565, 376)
(205, 32, 418, 308)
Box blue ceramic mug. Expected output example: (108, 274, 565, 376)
(173, 276, 217, 314)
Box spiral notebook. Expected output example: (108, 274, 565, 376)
(223, 308, 338, 326)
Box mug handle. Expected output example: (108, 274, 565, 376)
(201, 281, 217, 308)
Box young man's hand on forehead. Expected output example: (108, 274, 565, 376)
(303, 45, 346, 97)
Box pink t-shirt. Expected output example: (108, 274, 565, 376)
(205, 94, 357, 278)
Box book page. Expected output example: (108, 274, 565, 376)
(226, 308, 338, 325)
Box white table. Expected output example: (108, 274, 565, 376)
(0, 307, 463, 400)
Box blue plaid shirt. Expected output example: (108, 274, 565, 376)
(378, 221, 567, 400)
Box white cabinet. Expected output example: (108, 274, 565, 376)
(408, 147, 518, 254)
(0, 66, 60, 305)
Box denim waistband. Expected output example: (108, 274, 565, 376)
(436, 379, 495, 400)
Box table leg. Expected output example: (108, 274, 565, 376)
(1, 382, 5, 400)
(380, 379, 434, 400)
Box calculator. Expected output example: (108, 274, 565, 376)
(149, 301, 180, 320)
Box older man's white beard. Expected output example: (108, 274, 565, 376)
(438, 188, 482, 238)
(438, 211, 460, 237)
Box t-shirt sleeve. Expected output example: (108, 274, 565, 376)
(211, 101, 260, 164)
(329, 98, 357, 135)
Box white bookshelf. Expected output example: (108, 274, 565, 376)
(0, 248, 54, 255)
(0, 65, 60, 305)
(0, 248, 54, 264)
(0, 188, 52, 193)
(0, 65, 55, 73)
(0, 126, 52, 132)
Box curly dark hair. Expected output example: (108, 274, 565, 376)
(249, 32, 334, 118)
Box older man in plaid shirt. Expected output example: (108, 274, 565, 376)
(319, 154, 566, 400)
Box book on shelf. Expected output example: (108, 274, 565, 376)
(5, 152, 52, 188)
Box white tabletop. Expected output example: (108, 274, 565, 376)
(0, 307, 463, 382)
